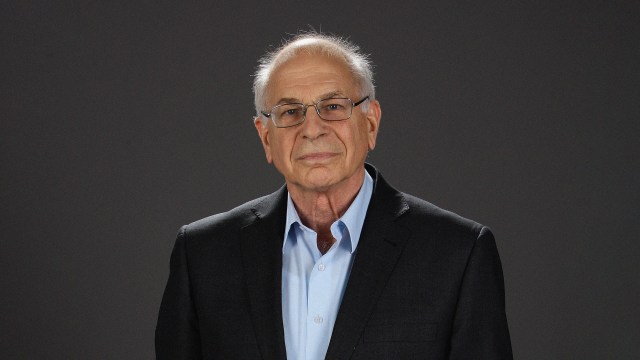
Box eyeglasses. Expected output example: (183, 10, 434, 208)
(260, 96, 370, 128)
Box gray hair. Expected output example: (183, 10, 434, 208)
(253, 32, 375, 116)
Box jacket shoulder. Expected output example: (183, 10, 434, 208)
(180, 190, 280, 239)
(400, 192, 487, 238)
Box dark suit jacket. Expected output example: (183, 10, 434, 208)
(156, 164, 512, 359)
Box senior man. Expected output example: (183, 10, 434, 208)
(156, 33, 513, 359)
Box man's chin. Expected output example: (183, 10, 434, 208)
(288, 168, 341, 193)
(302, 176, 338, 192)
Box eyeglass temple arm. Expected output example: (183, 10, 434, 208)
(353, 96, 370, 107)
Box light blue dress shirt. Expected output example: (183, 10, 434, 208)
(282, 172, 373, 360)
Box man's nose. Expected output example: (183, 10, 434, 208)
(301, 105, 327, 140)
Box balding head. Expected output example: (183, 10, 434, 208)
(253, 33, 375, 115)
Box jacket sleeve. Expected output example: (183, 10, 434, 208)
(155, 226, 203, 359)
(449, 226, 513, 359)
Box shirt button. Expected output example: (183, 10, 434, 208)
(318, 263, 326, 271)
(314, 315, 323, 324)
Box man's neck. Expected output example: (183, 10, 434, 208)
(287, 169, 365, 234)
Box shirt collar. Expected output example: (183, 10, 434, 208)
(283, 171, 374, 254)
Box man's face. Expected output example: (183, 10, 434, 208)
(255, 53, 381, 194)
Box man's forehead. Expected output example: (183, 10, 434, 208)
(269, 82, 353, 105)
(267, 54, 356, 102)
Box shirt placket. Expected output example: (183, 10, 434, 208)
(305, 227, 342, 360)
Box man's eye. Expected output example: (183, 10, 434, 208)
(278, 107, 301, 117)
(324, 103, 345, 111)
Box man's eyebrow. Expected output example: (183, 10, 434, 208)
(275, 97, 302, 105)
(274, 91, 347, 105)
(317, 91, 345, 99)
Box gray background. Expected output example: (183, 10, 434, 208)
(2, 1, 638, 359)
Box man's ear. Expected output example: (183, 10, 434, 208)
(254, 116, 273, 163)
(365, 100, 382, 151)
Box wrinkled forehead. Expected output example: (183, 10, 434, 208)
(264, 49, 358, 102)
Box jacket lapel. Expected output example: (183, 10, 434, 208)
(325, 165, 411, 359)
(239, 187, 288, 360)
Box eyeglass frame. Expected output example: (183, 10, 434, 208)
(260, 95, 370, 128)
